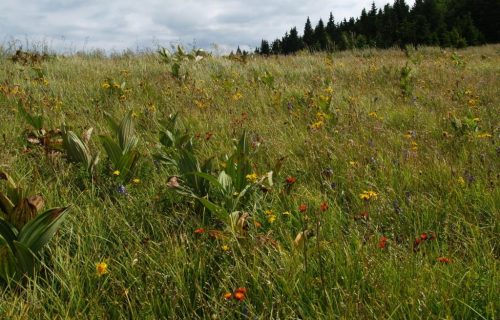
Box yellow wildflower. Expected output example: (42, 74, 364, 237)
(232, 92, 243, 101)
(282, 211, 291, 216)
(245, 173, 258, 183)
(221, 245, 230, 252)
(359, 190, 378, 201)
(311, 121, 324, 130)
(411, 141, 418, 151)
(96, 261, 108, 276)
(316, 112, 328, 120)
(102, 83, 110, 89)
(267, 215, 276, 223)
(113, 170, 120, 176)
(264, 210, 273, 216)
(368, 111, 378, 118)
(132, 178, 141, 184)
(457, 177, 465, 187)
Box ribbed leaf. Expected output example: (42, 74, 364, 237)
(103, 111, 120, 133)
(63, 130, 92, 169)
(0, 238, 17, 283)
(100, 136, 123, 167)
(197, 198, 229, 223)
(0, 218, 17, 248)
(13, 241, 35, 276)
(0, 192, 15, 215)
(119, 111, 137, 151)
(18, 206, 70, 253)
(117, 151, 139, 180)
(217, 171, 233, 194)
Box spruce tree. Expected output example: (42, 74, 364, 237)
(303, 17, 315, 49)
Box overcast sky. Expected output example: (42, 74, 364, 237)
(0, 0, 415, 54)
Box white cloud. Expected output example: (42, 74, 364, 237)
(0, 0, 415, 53)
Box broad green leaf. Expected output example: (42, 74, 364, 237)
(0, 192, 15, 215)
(217, 171, 233, 194)
(13, 241, 35, 276)
(197, 198, 228, 223)
(100, 136, 123, 167)
(18, 207, 70, 253)
(103, 111, 120, 133)
(0, 238, 17, 283)
(0, 218, 17, 247)
(63, 130, 93, 169)
(119, 111, 137, 152)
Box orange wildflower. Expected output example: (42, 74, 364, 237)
(437, 257, 451, 264)
(379, 236, 388, 249)
(320, 201, 328, 212)
(298, 203, 307, 213)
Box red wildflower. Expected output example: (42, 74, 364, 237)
(205, 132, 213, 141)
(298, 203, 307, 213)
(320, 202, 328, 212)
(234, 291, 246, 301)
(286, 176, 297, 184)
(235, 287, 247, 295)
(194, 228, 205, 234)
(223, 292, 232, 300)
(420, 233, 428, 240)
(379, 236, 389, 249)
(437, 257, 451, 264)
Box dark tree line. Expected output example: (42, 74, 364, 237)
(256, 0, 499, 55)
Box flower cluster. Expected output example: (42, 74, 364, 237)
(224, 287, 247, 301)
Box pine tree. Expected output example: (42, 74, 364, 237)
(260, 40, 270, 55)
(326, 12, 337, 50)
(303, 17, 314, 49)
(314, 19, 329, 50)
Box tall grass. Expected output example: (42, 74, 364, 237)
(0, 45, 498, 319)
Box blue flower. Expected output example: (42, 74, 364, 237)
(117, 185, 127, 195)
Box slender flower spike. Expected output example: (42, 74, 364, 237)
(299, 203, 307, 213)
(96, 261, 108, 276)
(112, 170, 120, 176)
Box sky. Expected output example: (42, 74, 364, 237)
(0, 0, 415, 54)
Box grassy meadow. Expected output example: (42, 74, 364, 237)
(0, 45, 498, 319)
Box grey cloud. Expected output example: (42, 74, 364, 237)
(0, 0, 414, 53)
